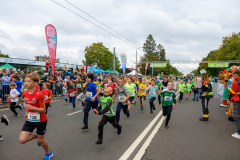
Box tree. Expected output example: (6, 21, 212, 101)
(82, 42, 121, 71)
(143, 34, 157, 56)
(156, 44, 167, 61)
(44, 55, 60, 63)
(0, 50, 9, 58)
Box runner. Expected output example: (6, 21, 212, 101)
(82, 73, 101, 130)
(0, 114, 9, 141)
(161, 75, 169, 92)
(67, 80, 77, 111)
(93, 87, 122, 145)
(160, 82, 176, 129)
(139, 78, 147, 110)
(11, 74, 24, 104)
(173, 78, 178, 92)
(19, 74, 53, 160)
(41, 83, 53, 115)
(146, 79, 158, 114)
(186, 80, 192, 100)
(178, 80, 186, 103)
(5, 82, 22, 117)
(125, 77, 138, 111)
(62, 82, 68, 105)
(75, 74, 86, 107)
(113, 78, 130, 124)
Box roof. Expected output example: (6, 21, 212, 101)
(126, 68, 136, 72)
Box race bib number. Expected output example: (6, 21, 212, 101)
(164, 96, 172, 101)
(149, 91, 155, 95)
(28, 112, 40, 122)
(77, 84, 81, 88)
(180, 87, 183, 90)
(44, 95, 48, 100)
(188, 86, 191, 89)
(142, 90, 146, 93)
(104, 110, 111, 115)
(119, 96, 126, 101)
(163, 86, 167, 90)
(70, 93, 75, 97)
(129, 91, 133, 96)
(87, 92, 92, 98)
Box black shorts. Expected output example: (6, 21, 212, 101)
(140, 96, 146, 100)
(22, 120, 48, 135)
(128, 97, 135, 102)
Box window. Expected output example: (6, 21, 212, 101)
(37, 57, 39, 61)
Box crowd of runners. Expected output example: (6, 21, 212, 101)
(1, 68, 236, 160)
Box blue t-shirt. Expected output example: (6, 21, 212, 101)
(70, 75, 76, 80)
(2, 76, 10, 85)
(147, 85, 158, 99)
(12, 80, 23, 93)
(85, 82, 98, 101)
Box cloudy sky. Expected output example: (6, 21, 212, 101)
(0, 0, 239, 74)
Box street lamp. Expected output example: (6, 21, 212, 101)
(136, 47, 143, 75)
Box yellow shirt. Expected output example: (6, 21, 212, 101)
(135, 81, 139, 84)
(139, 83, 147, 96)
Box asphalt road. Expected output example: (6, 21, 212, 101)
(0, 88, 239, 160)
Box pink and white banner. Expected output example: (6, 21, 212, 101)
(45, 24, 57, 78)
(145, 62, 148, 75)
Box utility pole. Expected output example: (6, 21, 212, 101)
(136, 49, 137, 75)
(113, 47, 115, 74)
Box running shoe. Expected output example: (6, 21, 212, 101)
(232, 133, 240, 140)
(65, 103, 68, 105)
(72, 108, 76, 111)
(153, 106, 156, 110)
(150, 111, 153, 114)
(13, 114, 19, 117)
(95, 139, 103, 145)
(140, 106, 143, 110)
(0, 135, 3, 141)
(1, 115, 9, 125)
(126, 112, 130, 117)
(186, 98, 188, 100)
(81, 125, 88, 130)
(117, 125, 122, 135)
(192, 99, 195, 101)
(18, 104, 22, 110)
(165, 125, 169, 129)
(199, 117, 208, 121)
(134, 101, 137, 107)
(43, 150, 53, 160)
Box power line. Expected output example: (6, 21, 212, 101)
(50, 0, 139, 49)
(65, 0, 142, 48)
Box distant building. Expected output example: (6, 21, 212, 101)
(35, 56, 46, 62)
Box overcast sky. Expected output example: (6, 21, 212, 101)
(0, 0, 239, 74)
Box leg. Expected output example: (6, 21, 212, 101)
(142, 97, 145, 107)
(37, 135, 50, 153)
(201, 97, 209, 119)
(140, 96, 142, 106)
(83, 100, 91, 125)
(116, 102, 122, 124)
(107, 116, 122, 135)
(197, 88, 201, 100)
(45, 103, 49, 115)
(10, 102, 18, 115)
(162, 105, 167, 117)
(193, 92, 196, 100)
(158, 94, 161, 105)
(98, 116, 107, 140)
(72, 97, 76, 108)
(165, 105, 173, 126)
(128, 100, 132, 111)
(19, 131, 38, 144)
(122, 104, 129, 115)
(233, 102, 240, 134)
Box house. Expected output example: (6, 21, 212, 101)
(35, 56, 46, 62)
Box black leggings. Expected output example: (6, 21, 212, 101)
(98, 115, 121, 139)
(179, 92, 184, 100)
(10, 102, 19, 115)
(162, 105, 173, 125)
(45, 103, 50, 115)
(149, 97, 156, 111)
(158, 95, 161, 104)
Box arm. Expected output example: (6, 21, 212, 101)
(112, 93, 117, 103)
(83, 89, 87, 103)
(91, 87, 101, 102)
(229, 83, 239, 95)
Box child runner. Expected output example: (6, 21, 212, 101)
(113, 78, 130, 123)
(11, 74, 24, 105)
(75, 74, 86, 107)
(173, 79, 178, 92)
(41, 83, 53, 115)
(157, 80, 162, 106)
(67, 80, 77, 111)
(146, 79, 158, 114)
(19, 74, 53, 160)
(139, 78, 147, 110)
(62, 82, 68, 105)
(0, 114, 9, 141)
(6, 82, 22, 117)
(178, 80, 186, 102)
(160, 82, 176, 129)
(93, 87, 122, 145)
(125, 77, 138, 111)
(186, 80, 192, 100)
(82, 73, 101, 130)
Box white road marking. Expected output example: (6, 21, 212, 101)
(133, 116, 166, 160)
(119, 110, 163, 160)
(67, 110, 83, 116)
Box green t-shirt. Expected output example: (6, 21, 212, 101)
(191, 80, 195, 87)
(178, 84, 186, 93)
(157, 82, 161, 89)
(75, 80, 86, 94)
(125, 83, 136, 97)
(172, 77, 176, 80)
(160, 89, 176, 106)
(186, 84, 192, 91)
(100, 96, 115, 117)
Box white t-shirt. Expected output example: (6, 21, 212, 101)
(10, 88, 20, 102)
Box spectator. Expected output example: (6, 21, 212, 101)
(70, 72, 76, 80)
(56, 73, 63, 95)
(193, 74, 202, 101)
(42, 73, 48, 82)
(45, 60, 51, 72)
(184, 74, 192, 84)
(2, 71, 11, 102)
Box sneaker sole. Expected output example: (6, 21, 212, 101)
(232, 134, 240, 139)
(2, 115, 9, 125)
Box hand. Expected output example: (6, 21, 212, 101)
(113, 101, 116, 104)
(24, 104, 36, 111)
(172, 104, 175, 108)
(12, 96, 15, 99)
(119, 100, 125, 103)
(93, 109, 98, 114)
(83, 99, 85, 103)
(91, 97, 96, 102)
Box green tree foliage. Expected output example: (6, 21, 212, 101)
(0, 50, 10, 57)
(44, 55, 60, 63)
(192, 32, 240, 76)
(82, 42, 121, 71)
(138, 34, 182, 76)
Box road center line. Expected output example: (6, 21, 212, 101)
(119, 110, 163, 160)
(67, 110, 83, 116)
